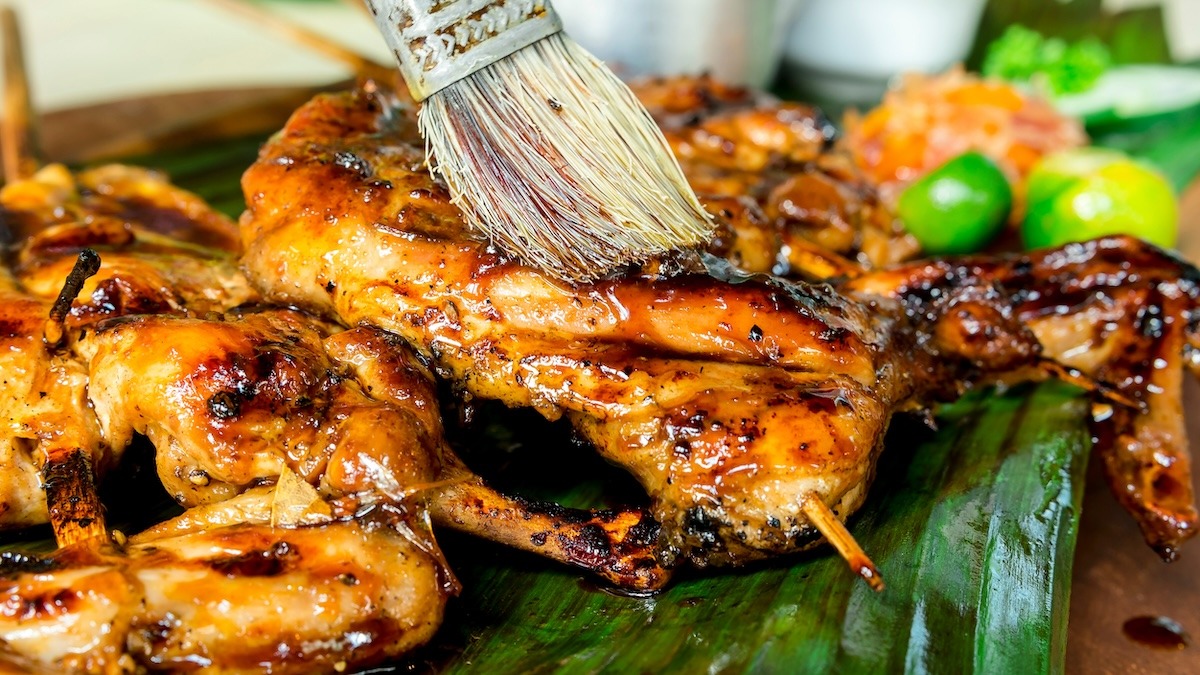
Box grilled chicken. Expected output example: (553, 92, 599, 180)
(846, 239, 1200, 558)
(239, 81, 1199, 574)
(0, 163, 254, 545)
(0, 265, 100, 534)
(0, 518, 444, 675)
(3, 71, 1198, 670)
(631, 75, 920, 270)
(0, 156, 667, 672)
(0, 162, 453, 673)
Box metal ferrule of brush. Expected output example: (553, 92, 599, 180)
(366, 0, 564, 101)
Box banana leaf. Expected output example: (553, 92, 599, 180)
(1089, 101, 1200, 193)
(0, 131, 1122, 674)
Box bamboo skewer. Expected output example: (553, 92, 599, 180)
(2, 8, 109, 548)
(1039, 359, 1145, 412)
(42, 445, 110, 547)
(801, 493, 885, 591)
(204, 0, 393, 81)
(1, 7, 39, 182)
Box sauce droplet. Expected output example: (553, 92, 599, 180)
(1123, 616, 1190, 650)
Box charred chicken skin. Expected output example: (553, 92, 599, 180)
(239, 81, 1199, 578)
(632, 75, 920, 271)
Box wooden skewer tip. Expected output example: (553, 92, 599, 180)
(802, 493, 885, 592)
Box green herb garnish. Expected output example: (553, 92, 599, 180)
(983, 25, 1112, 96)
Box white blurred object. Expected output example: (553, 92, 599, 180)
(782, 0, 987, 103)
(2, 0, 389, 112)
(553, 0, 806, 88)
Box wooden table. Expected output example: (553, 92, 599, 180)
(28, 89, 1200, 674)
(1067, 181, 1200, 675)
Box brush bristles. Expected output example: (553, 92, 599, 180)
(419, 32, 714, 283)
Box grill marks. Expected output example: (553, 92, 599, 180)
(188, 319, 334, 429)
(209, 541, 296, 577)
(0, 587, 79, 620)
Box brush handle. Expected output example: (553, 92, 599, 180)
(365, 0, 563, 101)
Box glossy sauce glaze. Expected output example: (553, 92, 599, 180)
(240, 79, 1200, 582)
(1123, 615, 1191, 650)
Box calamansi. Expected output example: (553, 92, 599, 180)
(1022, 148, 1177, 249)
(897, 152, 1014, 255)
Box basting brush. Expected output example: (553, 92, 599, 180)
(363, 0, 714, 283)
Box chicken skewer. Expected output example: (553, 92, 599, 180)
(0, 131, 456, 673)
(3, 23, 1194, 670)
(240, 83, 919, 578)
(239, 80, 1200, 579)
(0, 35, 684, 675)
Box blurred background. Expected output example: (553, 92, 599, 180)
(6, 0, 1197, 112)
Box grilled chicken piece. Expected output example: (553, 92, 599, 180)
(0, 517, 444, 675)
(0, 163, 459, 672)
(78, 311, 440, 510)
(0, 266, 102, 534)
(846, 237, 1200, 558)
(0, 306, 462, 673)
(240, 82, 1199, 574)
(0, 157, 667, 671)
(6, 164, 256, 317)
(630, 75, 920, 270)
(238, 84, 937, 569)
(1, 164, 255, 547)
(0, 163, 255, 544)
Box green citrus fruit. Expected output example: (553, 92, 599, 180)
(1022, 148, 1177, 250)
(897, 152, 1014, 255)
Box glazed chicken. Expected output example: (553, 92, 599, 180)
(239, 81, 1199, 578)
(0, 519, 444, 674)
(632, 75, 920, 271)
(0, 163, 255, 546)
(3, 64, 1198, 669)
(0, 159, 665, 672)
(845, 241, 1200, 558)
(0, 263, 101, 539)
(0, 163, 450, 672)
